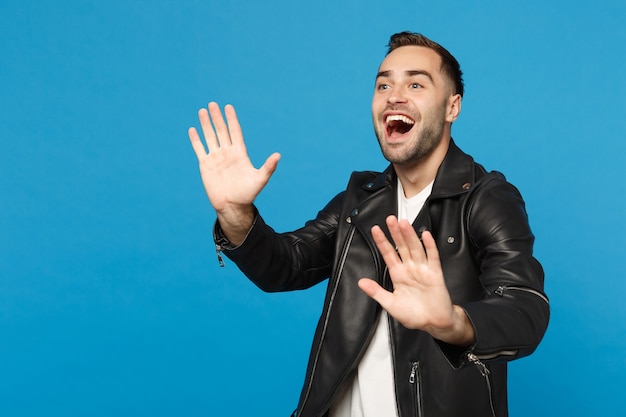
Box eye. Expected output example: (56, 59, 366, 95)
(410, 82, 422, 89)
(377, 83, 390, 91)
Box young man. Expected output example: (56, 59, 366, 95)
(188, 32, 549, 417)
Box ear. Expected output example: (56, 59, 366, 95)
(445, 94, 462, 123)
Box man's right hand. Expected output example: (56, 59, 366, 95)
(188, 102, 280, 245)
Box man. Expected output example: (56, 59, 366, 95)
(188, 32, 549, 417)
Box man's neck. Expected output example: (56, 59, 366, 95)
(394, 137, 450, 198)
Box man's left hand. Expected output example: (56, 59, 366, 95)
(358, 215, 475, 347)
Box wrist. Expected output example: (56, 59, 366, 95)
(430, 305, 475, 347)
(216, 205, 256, 246)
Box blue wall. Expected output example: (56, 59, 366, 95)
(1, 0, 624, 415)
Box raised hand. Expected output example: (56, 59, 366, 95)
(188, 102, 281, 244)
(358, 216, 475, 346)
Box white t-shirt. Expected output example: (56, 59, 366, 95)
(330, 179, 433, 417)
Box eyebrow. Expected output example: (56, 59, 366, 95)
(376, 70, 434, 83)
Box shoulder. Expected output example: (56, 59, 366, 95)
(469, 170, 524, 205)
(317, 168, 390, 218)
(466, 170, 534, 248)
(346, 165, 394, 192)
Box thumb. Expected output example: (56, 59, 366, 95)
(260, 152, 281, 180)
(358, 278, 392, 308)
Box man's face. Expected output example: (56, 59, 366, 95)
(372, 45, 458, 166)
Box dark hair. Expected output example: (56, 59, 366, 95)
(387, 32, 464, 97)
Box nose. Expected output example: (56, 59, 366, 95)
(388, 87, 408, 104)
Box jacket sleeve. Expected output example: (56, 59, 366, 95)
(213, 192, 345, 292)
(441, 174, 550, 367)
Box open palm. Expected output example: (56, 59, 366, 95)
(188, 103, 280, 241)
(358, 216, 474, 346)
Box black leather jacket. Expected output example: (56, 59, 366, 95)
(214, 141, 549, 417)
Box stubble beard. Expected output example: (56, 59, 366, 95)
(375, 111, 446, 166)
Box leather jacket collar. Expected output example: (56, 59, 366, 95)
(362, 139, 480, 199)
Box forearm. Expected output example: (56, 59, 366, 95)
(214, 205, 339, 292)
(470, 176, 548, 355)
(461, 287, 549, 359)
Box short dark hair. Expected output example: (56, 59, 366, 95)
(387, 32, 464, 97)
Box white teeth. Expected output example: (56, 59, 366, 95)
(385, 114, 415, 125)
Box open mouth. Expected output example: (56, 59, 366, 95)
(385, 114, 415, 139)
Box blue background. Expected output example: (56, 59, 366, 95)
(1, 0, 625, 415)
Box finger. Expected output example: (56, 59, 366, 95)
(198, 107, 220, 151)
(188, 127, 207, 159)
(208, 101, 232, 147)
(420, 230, 441, 267)
(398, 220, 427, 263)
(371, 225, 402, 268)
(386, 216, 412, 263)
(224, 104, 244, 146)
(259, 152, 281, 181)
(358, 278, 394, 309)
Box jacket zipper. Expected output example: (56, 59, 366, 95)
(466, 353, 496, 417)
(408, 361, 423, 417)
(213, 216, 257, 267)
(297, 225, 356, 416)
(296, 186, 390, 416)
(494, 285, 549, 304)
(384, 269, 403, 417)
(215, 243, 225, 267)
